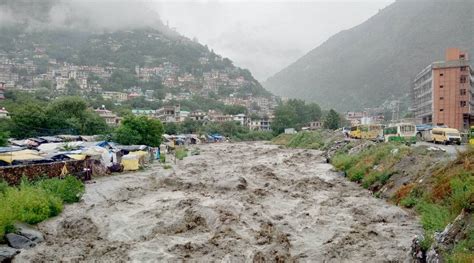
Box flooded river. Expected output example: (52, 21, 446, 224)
(16, 142, 421, 262)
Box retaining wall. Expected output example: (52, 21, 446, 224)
(0, 160, 86, 185)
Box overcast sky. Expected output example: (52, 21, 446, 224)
(155, 0, 395, 80)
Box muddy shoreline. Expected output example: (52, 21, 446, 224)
(15, 142, 421, 262)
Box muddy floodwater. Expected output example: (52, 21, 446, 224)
(16, 142, 421, 262)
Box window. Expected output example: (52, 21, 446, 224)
(460, 54, 466, 60)
(440, 73, 444, 77)
(440, 109, 444, 112)
(460, 101, 467, 107)
(440, 97, 444, 100)
(460, 76, 467, 83)
(461, 66, 467, 72)
(461, 89, 466, 96)
(440, 85, 444, 89)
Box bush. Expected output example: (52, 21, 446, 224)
(0, 180, 8, 195)
(0, 176, 85, 241)
(287, 132, 324, 149)
(400, 197, 418, 208)
(447, 228, 474, 263)
(159, 154, 166, 163)
(331, 154, 356, 171)
(163, 164, 172, 169)
(36, 176, 85, 203)
(347, 163, 369, 183)
(448, 173, 474, 213)
(0, 200, 15, 241)
(416, 201, 451, 232)
(233, 131, 274, 141)
(175, 148, 188, 160)
(4, 183, 63, 224)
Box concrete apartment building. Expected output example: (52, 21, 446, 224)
(413, 48, 474, 131)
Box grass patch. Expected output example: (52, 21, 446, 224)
(0, 176, 85, 241)
(163, 164, 172, 169)
(331, 143, 410, 189)
(232, 131, 274, 141)
(159, 154, 166, 163)
(447, 225, 474, 263)
(287, 132, 324, 149)
(416, 201, 451, 232)
(175, 147, 188, 160)
(271, 134, 294, 145)
(36, 176, 85, 203)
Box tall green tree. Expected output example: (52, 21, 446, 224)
(10, 103, 48, 138)
(0, 131, 9, 146)
(271, 99, 322, 135)
(323, 109, 341, 130)
(113, 116, 164, 147)
(65, 78, 81, 96)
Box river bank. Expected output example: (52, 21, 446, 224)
(15, 142, 420, 262)
(274, 130, 474, 262)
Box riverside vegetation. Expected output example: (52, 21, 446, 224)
(332, 144, 473, 262)
(0, 176, 85, 241)
(274, 131, 473, 261)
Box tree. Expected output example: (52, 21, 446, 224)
(0, 131, 9, 146)
(113, 116, 164, 147)
(179, 119, 200, 134)
(306, 103, 322, 121)
(10, 103, 48, 138)
(164, 122, 178, 135)
(271, 104, 298, 135)
(46, 97, 108, 135)
(65, 78, 81, 96)
(323, 109, 340, 130)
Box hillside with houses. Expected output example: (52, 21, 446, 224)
(0, 26, 276, 131)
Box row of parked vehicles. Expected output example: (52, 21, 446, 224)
(347, 123, 474, 145)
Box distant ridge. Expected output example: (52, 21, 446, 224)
(264, 0, 474, 111)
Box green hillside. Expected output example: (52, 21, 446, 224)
(264, 0, 474, 111)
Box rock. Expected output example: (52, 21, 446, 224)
(0, 245, 20, 262)
(426, 248, 440, 263)
(14, 223, 44, 243)
(5, 233, 35, 249)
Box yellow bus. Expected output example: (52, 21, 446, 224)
(361, 124, 383, 141)
(350, 126, 362, 139)
(432, 127, 462, 145)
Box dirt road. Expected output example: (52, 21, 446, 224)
(16, 142, 421, 262)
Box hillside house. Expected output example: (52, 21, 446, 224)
(0, 107, 9, 118)
(156, 105, 181, 122)
(95, 106, 121, 126)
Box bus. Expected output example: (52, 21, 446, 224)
(431, 127, 462, 145)
(383, 123, 417, 144)
(361, 124, 383, 141)
(350, 126, 362, 139)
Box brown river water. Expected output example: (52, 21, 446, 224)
(15, 142, 421, 262)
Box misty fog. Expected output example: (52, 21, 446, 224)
(0, 0, 393, 80)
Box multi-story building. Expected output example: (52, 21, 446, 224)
(345, 111, 368, 126)
(248, 117, 272, 131)
(156, 105, 181, 123)
(101, 91, 128, 102)
(94, 106, 121, 126)
(413, 48, 473, 131)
